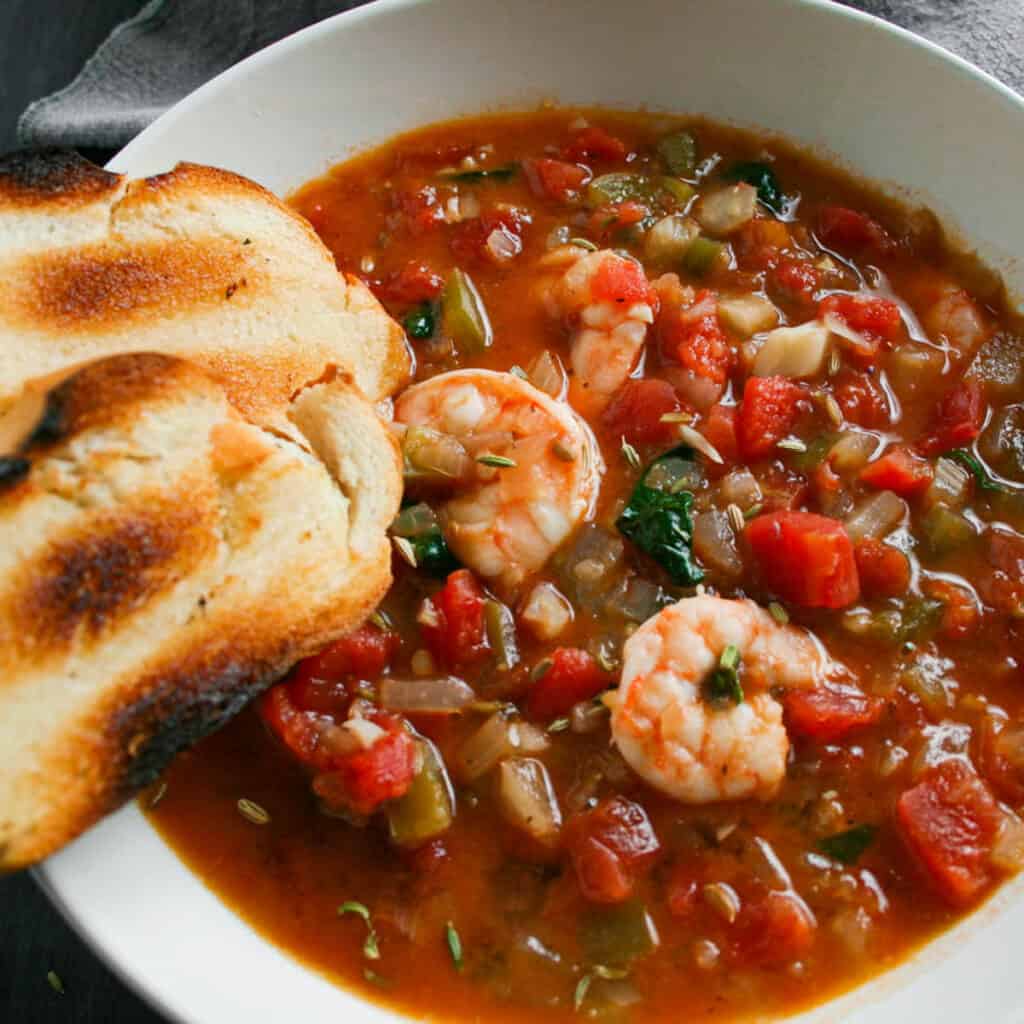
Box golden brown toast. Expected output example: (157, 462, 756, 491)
(0, 353, 402, 870)
(0, 150, 411, 423)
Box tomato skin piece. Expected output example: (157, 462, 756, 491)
(421, 569, 490, 669)
(565, 797, 661, 904)
(449, 207, 527, 265)
(563, 125, 628, 163)
(896, 759, 1002, 907)
(817, 205, 891, 253)
(732, 218, 792, 270)
(303, 624, 399, 682)
(396, 186, 445, 235)
(746, 510, 860, 608)
(526, 647, 610, 720)
(602, 378, 683, 446)
(854, 538, 911, 599)
(314, 724, 417, 817)
(784, 684, 884, 743)
(522, 157, 591, 202)
(731, 891, 816, 966)
(700, 403, 739, 466)
(917, 380, 986, 456)
(666, 865, 701, 918)
(258, 684, 333, 771)
(859, 446, 933, 498)
(736, 376, 803, 460)
(591, 254, 655, 306)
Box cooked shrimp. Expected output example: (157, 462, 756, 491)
(610, 595, 836, 803)
(394, 369, 602, 592)
(545, 248, 656, 415)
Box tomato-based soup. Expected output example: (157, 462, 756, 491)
(148, 110, 1024, 1022)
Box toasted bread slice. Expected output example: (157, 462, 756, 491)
(0, 150, 410, 422)
(0, 353, 402, 870)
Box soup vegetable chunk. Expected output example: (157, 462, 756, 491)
(148, 111, 1024, 1022)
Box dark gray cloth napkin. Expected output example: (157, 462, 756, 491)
(16, 0, 1024, 150)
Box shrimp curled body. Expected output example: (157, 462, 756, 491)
(394, 369, 602, 593)
(545, 248, 655, 415)
(611, 595, 834, 803)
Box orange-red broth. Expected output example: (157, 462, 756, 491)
(148, 110, 1024, 1023)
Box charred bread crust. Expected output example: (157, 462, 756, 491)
(0, 148, 121, 208)
(0, 151, 411, 419)
(0, 353, 401, 869)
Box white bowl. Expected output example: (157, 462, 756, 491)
(36, 1, 1024, 1021)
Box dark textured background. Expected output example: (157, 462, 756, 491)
(0, 0, 1020, 1021)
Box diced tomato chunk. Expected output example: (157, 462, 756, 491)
(420, 569, 490, 668)
(771, 257, 819, 301)
(817, 205, 891, 253)
(736, 376, 804, 461)
(896, 759, 1002, 907)
(373, 261, 444, 305)
(526, 647, 610, 720)
(303, 624, 399, 683)
(563, 125, 628, 163)
(523, 157, 591, 202)
(587, 201, 650, 241)
(746, 511, 860, 608)
(602, 378, 684, 446)
(855, 538, 911, 599)
(923, 578, 980, 640)
(784, 683, 884, 742)
(731, 891, 816, 966)
(859, 446, 933, 498)
(658, 289, 732, 385)
(821, 293, 902, 341)
(591, 254, 655, 306)
(832, 370, 891, 429)
(313, 723, 417, 816)
(917, 380, 986, 455)
(564, 797, 661, 903)
(700, 403, 739, 466)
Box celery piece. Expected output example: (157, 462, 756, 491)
(442, 269, 493, 353)
(657, 176, 696, 207)
(387, 739, 454, 846)
(580, 900, 659, 967)
(921, 504, 975, 558)
(586, 173, 652, 208)
(657, 131, 698, 177)
(682, 236, 724, 277)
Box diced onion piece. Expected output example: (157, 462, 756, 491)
(528, 349, 568, 399)
(517, 722, 551, 754)
(605, 576, 667, 623)
(403, 425, 473, 482)
(497, 757, 562, 847)
(717, 467, 763, 510)
(718, 293, 779, 337)
(692, 509, 742, 577)
(844, 490, 908, 542)
(694, 183, 758, 236)
(992, 812, 1024, 872)
(926, 456, 971, 511)
(643, 214, 699, 264)
(379, 676, 476, 714)
(335, 718, 386, 753)
(829, 431, 879, 473)
(753, 320, 831, 379)
(830, 907, 873, 959)
(457, 712, 520, 781)
(823, 311, 877, 360)
(520, 581, 574, 640)
(900, 664, 955, 719)
(887, 343, 946, 401)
